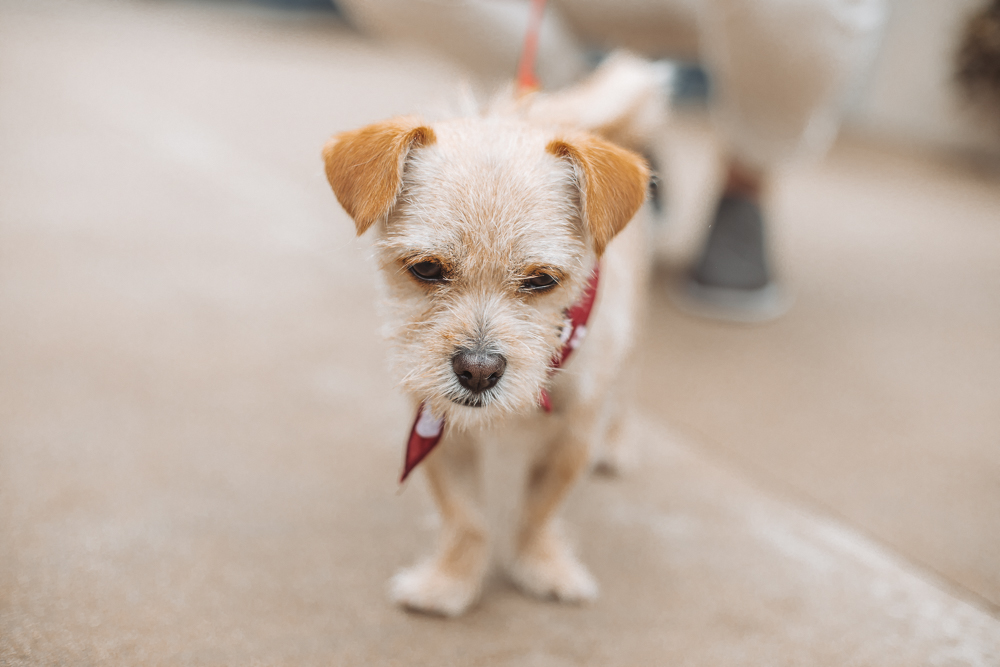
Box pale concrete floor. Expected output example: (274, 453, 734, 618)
(646, 128, 1000, 613)
(1, 1, 998, 665)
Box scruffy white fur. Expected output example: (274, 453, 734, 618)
(323, 54, 669, 616)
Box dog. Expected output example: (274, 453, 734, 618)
(322, 54, 669, 616)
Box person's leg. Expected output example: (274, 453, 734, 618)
(686, 0, 886, 320)
(700, 0, 886, 167)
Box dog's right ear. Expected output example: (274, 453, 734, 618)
(322, 117, 436, 236)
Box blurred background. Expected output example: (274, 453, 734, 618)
(1, 0, 998, 664)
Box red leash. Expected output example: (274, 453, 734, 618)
(516, 0, 548, 96)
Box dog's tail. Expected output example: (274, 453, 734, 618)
(521, 51, 674, 153)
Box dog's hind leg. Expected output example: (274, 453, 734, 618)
(390, 430, 489, 617)
(508, 419, 598, 603)
(590, 397, 632, 476)
(590, 360, 641, 476)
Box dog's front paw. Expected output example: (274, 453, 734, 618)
(508, 535, 598, 603)
(389, 561, 481, 617)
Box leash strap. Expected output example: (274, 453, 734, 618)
(515, 0, 548, 96)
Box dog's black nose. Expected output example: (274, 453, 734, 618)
(452, 349, 506, 394)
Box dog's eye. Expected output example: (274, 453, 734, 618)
(410, 261, 445, 282)
(522, 273, 558, 291)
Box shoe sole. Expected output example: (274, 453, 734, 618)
(671, 279, 793, 324)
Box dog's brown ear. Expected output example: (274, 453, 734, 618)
(322, 116, 436, 236)
(547, 134, 649, 257)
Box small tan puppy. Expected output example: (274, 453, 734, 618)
(323, 55, 668, 616)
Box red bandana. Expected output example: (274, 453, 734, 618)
(400, 264, 601, 482)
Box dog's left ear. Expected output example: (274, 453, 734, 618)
(547, 134, 650, 257)
(322, 116, 436, 236)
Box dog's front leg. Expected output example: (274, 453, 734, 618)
(390, 430, 488, 617)
(508, 420, 598, 603)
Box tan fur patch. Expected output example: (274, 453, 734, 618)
(322, 116, 436, 235)
(546, 135, 649, 257)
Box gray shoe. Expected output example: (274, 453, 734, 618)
(677, 194, 790, 323)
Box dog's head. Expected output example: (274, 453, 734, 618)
(323, 115, 648, 429)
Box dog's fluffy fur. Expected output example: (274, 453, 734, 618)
(323, 54, 669, 616)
